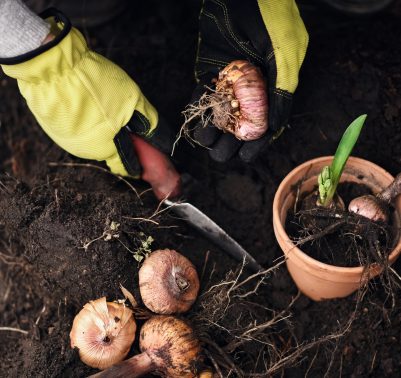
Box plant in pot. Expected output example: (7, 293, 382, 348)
(273, 115, 401, 301)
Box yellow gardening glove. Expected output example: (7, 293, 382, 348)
(0, 8, 176, 183)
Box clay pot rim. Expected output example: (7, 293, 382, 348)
(273, 156, 401, 275)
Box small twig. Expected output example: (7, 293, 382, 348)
(138, 187, 153, 197)
(116, 238, 137, 255)
(48, 162, 141, 200)
(204, 348, 224, 378)
(389, 266, 401, 283)
(370, 350, 377, 373)
(305, 345, 320, 378)
(240, 313, 292, 339)
(0, 327, 28, 335)
(2, 281, 11, 304)
(35, 305, 46, 326)
(0, 180, 11, 194)
(293, 182, 302, 214)
(202, 338, 242, 377)
(323, 341, 340, 378)
(232, 258, 285, 293)
(200, 250, 211, 284)
(0, 251, 24, 266)
(81, 234, 106, 251)
(155, 224, 180, 230)
(123, 216, 159, 225)
(123, 196, 177, 225)
(225, 291, 301, 352)
(54, 189, 60, 212)
(294, 220, 346, 246)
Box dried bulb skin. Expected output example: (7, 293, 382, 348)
(214, 60, 268, 141)
(140, 315, 201, 378)
(348, 195, 389, 223)
(139, 249, 200, 314)
(70, 297, 136, 370)
(89, 316, 202, 378)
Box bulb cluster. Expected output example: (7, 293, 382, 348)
(70, 249, 201, 377)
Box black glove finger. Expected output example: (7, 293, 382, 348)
(209, 133, 242, 163)
(238, 134, 268, 163)
(191, 73, 217, 103)
(193, 122, 220, 147)
(268, 88, 293, 133)
(189, 76, 220, 147)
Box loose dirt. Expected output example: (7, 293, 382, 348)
(2, 1, 401, 377)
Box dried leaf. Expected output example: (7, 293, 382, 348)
(120, 284, 138, 308)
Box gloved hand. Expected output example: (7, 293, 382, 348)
(0, 8, 180, 200)
(193, 0, 309, 162)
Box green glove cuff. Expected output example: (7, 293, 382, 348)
(257, 0, 308, 94)
(0, 9, 160, 178)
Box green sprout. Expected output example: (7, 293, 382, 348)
(132, 232, 154, 262)
(318, 114, 367, 207)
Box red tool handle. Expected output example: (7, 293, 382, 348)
(129, 134, 181, 200)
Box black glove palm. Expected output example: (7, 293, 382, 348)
(192, 0, 308, 162)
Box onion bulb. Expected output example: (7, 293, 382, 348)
(348, 173, 401, 223)
(70, 297, 136, 370)
(348, 194, 389, 223)
(212, 60, 268, 141)
(185, 60, 268, 142)
(90, 315, 202, 378)
(139, 249, 200, 314)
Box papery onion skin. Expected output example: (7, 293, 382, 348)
(70, 297, 136, 370)
(214, 60, 268, 141)
(139, 316, 201, 378)
(139, 249, 200, 314)
(89, 316, 202, 378)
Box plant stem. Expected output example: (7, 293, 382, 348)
(90, 353, 154, 378)
(318, 114, 367, 207)
(377, 173, 401, 204)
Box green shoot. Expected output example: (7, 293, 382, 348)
(318, 114, 367, 207)
(132, 232, 154, 262)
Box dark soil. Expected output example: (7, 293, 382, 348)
(286, 182, 394, 267)
(2, 0, 401, 377)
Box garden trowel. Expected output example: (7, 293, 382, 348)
(164, 198, 262, 272)
(131, 134, 262, 273)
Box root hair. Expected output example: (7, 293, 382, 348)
(172, 88, 237, 155)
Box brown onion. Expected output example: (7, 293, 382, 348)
(90, 315, 202, 378)
(139, 249, 200, 314)
(213, 60, 268, 141)
(70, 297, 136, 370)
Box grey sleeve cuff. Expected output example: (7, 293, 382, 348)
(0, 0, 50, 58)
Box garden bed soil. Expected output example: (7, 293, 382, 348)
(2, 0, 401, 377)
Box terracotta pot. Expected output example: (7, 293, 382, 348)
(273, 156, 401, 301)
